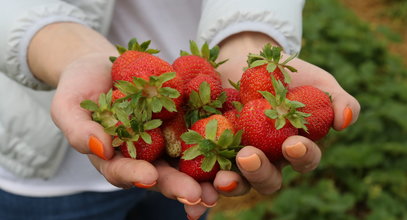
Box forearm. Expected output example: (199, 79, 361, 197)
(27, 22, 117, 87)
(217, 32, 279, 87)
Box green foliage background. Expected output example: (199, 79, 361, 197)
(211, 0, 407, 219)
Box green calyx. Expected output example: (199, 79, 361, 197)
(181, 119, 243, 172)
(247, 44, 298, 84)
(180, 40, 228, 68)
(80, 89, 163, 159)
(260, 78, 311, 131)
(109, 38, 160, 62)
(185, 82, 227, 127)
(114, 72, 181, 121)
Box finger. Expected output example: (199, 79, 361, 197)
(88, 154, 158, 189)
(213, 170, 250, 196)
(51, 75, 113, 160)
(330, 89, 361, 130)
(184, 204, 208, 220)
(236, 146, 283, 195)
(199, 182, 219, 208)
(154, 161, 202, 206)
(282, 135, 321, 173)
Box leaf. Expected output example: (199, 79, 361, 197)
(232, 130, 243, 147)
(265, 109, 279, 119)
(267, 63, 277, 73)
(159, 87, 180, 98)
(250, 60, 268, 68)
(181, 145, 202, 160)
(217, 129, 234, 148)
(202, 105, 220, 114)
(181, 130, 204, 144)
(201, 155, 217, 172)
(115, 80, 139, 94)
(112, 137, 124, 147)
(159, 96, 177, 112)
(116, 44, 127, 55)
(205, 119, 218, 140)
(201, 42, 210, 59)
(140, 132, 152, 144)
(199, 82, 211, 104)
(151, 96, 163, 113)
(189, 40, 200, 56)
(143, 119, 162, 130)
(259, 91, 277, 107)
(189, 91, 202, 108)
(126, 141, 137, 159)
(80, 100, 99, 111)
(217, 156, 232, 170)
(157, 72, 176, 85)
(275, 117, 287, 130)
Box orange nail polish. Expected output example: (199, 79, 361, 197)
(133, 181, 157, 189)
(177, 197, 201, 206)
(187, 214, 198, 220)
(200, 201, 217, 208)
(88, 136, 107, 160)
(237, 153, 261, 172)
(285, 142, 307, 159)
(341, 107, 353, 129)
(217, 181, 238, 192)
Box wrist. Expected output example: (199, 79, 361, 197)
(28, 22, 116, 87)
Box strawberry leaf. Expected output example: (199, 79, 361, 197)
(201, 42, 210, 59)
(205, 119, 218, 141)
(217, 129, 234, 148)
(217, 156, 232, 170)
(181, 130, 204, 144)
(275, 117, 287, 130)
(143, 119, 162, 130)
(181, 145, 202, 160)
(190, 40, 201, 56)
(151, 96, 163, 113)
(228, 79, 241, 90)
(112, 137, 124, 147)
(267, 63, 277, 73)
(232, 130, 243, 147)
(156, 72, 176, 85)
(80, 100, 99, 111)
(202, 106, 220, 114)
(199, 82, 211, 105)
(264, 109, 279, 120)
(115, 80, 139, 94)
(158, 87, 180, 99)
(250, 60, 268, 68)
(201, 155, 217, 172)
(159, 96, 177, 112)
(140, 132, 152, 144)
(126, 141, 137, 159)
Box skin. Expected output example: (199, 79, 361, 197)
(28, 23, 360, 219)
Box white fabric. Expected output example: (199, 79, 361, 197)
(0, 0, 304, 197)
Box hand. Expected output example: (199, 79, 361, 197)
(209, 32, 360, 197)
(28, 23, 217, 219)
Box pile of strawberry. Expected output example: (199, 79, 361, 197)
(81, 38, 334, 182)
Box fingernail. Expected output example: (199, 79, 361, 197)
(177, 197, 201, 206)
(133, 181, 157, 189)
(217, 181, 238, 192)
(237, 153, 261, 172)
(285, 142, 307, 159)
(341, 107, 353, 129)
(88, 136, 107, 160)
(200, 201, 217, 208)
(187, 214, 199, 220)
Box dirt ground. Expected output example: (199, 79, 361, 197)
(208, 1, 406, 219)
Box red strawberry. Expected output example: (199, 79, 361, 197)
(240, 44, 297, 104)
(179, 115, 242, 182)
(183, 76, 227, 127)
(236, 98, 299, 162)
(287, 86, 334, 141)
(221, 88, 241, 112)
(162, 111, 188, 157)
(111, 38, 160, 83)
(184, 74, 223, 101)
(223, 109, 240, 129)
(112, 89, 126, 103)
(119, 128, 165, 162)
(172, 41, 225, 84)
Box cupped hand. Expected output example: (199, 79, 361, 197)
(50, 53, 217, 219)
(212, 32, 360, 197)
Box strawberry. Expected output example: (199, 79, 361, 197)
(184, 74, 223, 101)
(110, 38, 160, 83)
(286, 86, 334, 141)
(162, 111, 188, 158)
(119, 128, 165, 162)
(179, 115, 243, 182)
(221, 88, 241, 113)
(172, 41, 226, 84)
(240, 44, 297, 104)
(112, 89, 126, 103)
(184, 77, 227, 127)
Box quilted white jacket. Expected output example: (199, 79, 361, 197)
(0, 0, 304, 179)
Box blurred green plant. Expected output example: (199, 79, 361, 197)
(211, 0, 407, 219)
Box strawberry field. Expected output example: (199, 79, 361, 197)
(209, 0, 407, 219)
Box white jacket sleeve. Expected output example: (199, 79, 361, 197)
(198, 0, 305, 55)
(0, 0, 114, 90)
